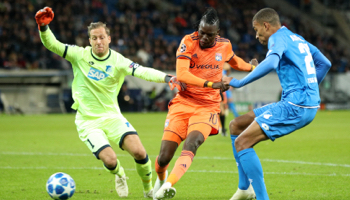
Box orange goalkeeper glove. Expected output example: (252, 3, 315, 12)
(35, 7, 54, 30)
(166, 75, 186, 91)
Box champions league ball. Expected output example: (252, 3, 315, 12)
(46, 172, 76, 199)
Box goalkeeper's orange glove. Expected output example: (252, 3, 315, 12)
(35, 7, 54, 30)
(166, 75, 186, 91)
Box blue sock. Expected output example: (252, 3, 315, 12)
(228, 102, 240, 118)
(238, 148, 269, 200)
(230, 135, 250, 190)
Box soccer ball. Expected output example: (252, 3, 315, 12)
(46, 172, 76, 199)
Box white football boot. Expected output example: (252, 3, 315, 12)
(154, 182, 176, 199)
(115, 167, 129, 197)
(153, 170, 168, 199)
(230, 184, 256, 200)
(144, 188, 154, 198)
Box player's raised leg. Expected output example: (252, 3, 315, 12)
(235, 121, 269, 200)
(122, 134, 154, 198)
(153, 139, 178, 199)
(229, 111, 256, 200)
(155, 124, 211, 199)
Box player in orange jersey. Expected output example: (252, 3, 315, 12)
(153, 7, 257, 199)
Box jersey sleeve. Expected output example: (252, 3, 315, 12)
(176, 35, 194, 60)
(266, 33, 286, 58)
(39, 27, 84, 63)
(225, 41, 235, 62)
(226, 42, 252, 72)
(118, 54, 166, 83)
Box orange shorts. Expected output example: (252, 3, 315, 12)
(162, 99, 220, 145)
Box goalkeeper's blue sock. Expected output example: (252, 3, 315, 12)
(238, 148, 269, 200)
(230, 135, 250, 190)
(228, 102, 240, 118)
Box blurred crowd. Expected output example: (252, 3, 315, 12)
(0, 0, 349, 72)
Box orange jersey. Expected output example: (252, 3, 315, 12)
(175, 32, 234, 109)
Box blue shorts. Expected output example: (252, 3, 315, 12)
(253, 101, 318, 141)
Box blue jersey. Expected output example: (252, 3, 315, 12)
(268, 26, 320, 107)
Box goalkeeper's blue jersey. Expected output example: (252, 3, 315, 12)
(267, 26, 320, 107)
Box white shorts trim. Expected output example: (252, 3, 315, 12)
(288, 101, 320, 109)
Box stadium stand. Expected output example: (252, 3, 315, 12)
(0, 0, 349, 72)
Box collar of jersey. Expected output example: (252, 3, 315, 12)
(91, 49, 111, 61)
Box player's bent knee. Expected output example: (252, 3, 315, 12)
(131, 149, 147, 160)
(157, 154, 172, 167)
(229, 119, 240, 136)
(101, 154, 117, 168)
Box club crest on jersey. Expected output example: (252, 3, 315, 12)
(164, 119, 170, 128)
(215, 53, 222, 61)
(180, 43, 187, 53)
(106, 65, 112, 73)
(88, 67, 109, 81)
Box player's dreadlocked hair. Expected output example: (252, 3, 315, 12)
(194, 7, 220, 31)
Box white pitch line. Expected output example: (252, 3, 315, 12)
(0, 166, 349, 177)
(1, 151, 350, 168)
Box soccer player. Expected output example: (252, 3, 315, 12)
(35, 7, 182, 198)
(153, 7, 256, 199)
(223, 8, 332, 200)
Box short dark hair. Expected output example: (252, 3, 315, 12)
(87, 22, 110, 37)
(252, 8, 281, 26)
(194, 7, 220, 31)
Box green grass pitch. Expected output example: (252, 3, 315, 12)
(0, 110, 349, 199)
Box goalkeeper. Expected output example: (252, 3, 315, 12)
(35, 7, 184, 198)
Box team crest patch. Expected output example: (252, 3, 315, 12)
(106, 65, 112, 73)
(180, 43, 187, 53)
(164, 119, 170, 128)
(215, 53, 222, 61)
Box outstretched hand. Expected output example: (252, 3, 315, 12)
(35, 7, 54, 30)
(168, 76, 187, 91)
(212, 81, 230, 92)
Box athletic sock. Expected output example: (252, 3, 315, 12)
(103, 159, 125, 177)
(238, 148, 269, 200)
(167, 150, 194, 186)
(228, 102, 240, 118)
(220, 114, 226, 132)
(155, 156, 169, 181)
(135, 154, 153, 192)
(230, 135, 250, 190)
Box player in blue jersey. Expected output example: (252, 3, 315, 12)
(223, 8, 331, 200)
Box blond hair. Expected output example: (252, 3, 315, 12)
(87, 22, 110, 37)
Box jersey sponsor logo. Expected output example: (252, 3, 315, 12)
(180, 43, 186, 53)
(129, 62, 140, 69)
(215, 53, 222, 61)
(87, 67, 109, 81)
(262, 123, 269, 131)
(189, 64, 219, 69)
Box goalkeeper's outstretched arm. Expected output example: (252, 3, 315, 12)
(35, 7, 66, 58)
